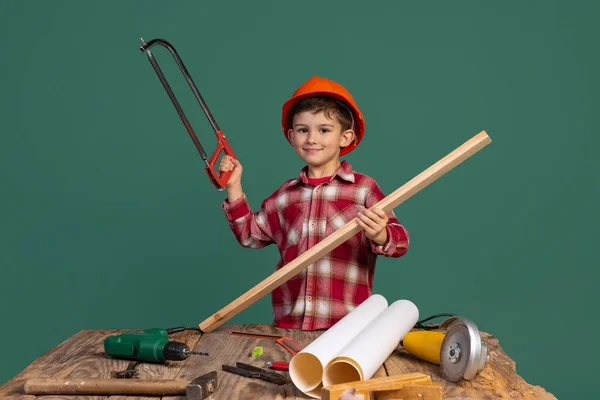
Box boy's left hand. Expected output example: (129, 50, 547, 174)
(357, 207, 388, 245)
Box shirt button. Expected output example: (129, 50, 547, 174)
(311, 222, 315, 227)
(306, 296, 312, 301)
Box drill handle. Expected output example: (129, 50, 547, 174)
(103, 330, 170, 363)
(104, 336, 136, 358)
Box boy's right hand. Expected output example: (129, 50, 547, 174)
(219, 155, 243, 188)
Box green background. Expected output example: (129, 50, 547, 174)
(1, 1, 597, 398)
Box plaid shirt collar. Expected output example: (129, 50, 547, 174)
(290, 160, 356, 186)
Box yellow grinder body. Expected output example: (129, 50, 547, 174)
(402, 331, 445, 365)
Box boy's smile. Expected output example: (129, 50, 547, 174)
(288, 110, 355, 178)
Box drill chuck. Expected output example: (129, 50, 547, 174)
(163, 341, 191, 361)
(163, 341, 209, 360)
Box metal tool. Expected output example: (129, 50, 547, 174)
(222, 362, 287, 385)
(401, 316, 489, 382)
(111, 360, 140, 379)
(23, 371, 218, 399)
(104, 328, 209, 363)
(265, 360, 289, 371)
(229, 330, 303, 355)
(139, 37, 237, 191)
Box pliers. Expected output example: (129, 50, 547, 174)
(222, 362, 287, 385)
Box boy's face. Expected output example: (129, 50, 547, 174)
(287, 110, 355, 176)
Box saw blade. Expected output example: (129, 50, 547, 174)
(440, 317, 487, 382)
(440, 323, 471, 382)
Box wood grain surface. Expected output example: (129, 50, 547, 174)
(0, 324, 556, 399)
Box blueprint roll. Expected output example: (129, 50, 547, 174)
(322, 299, 419, 388)
(288, 294, 389, 398)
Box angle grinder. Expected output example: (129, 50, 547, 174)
(401, 315, 489, 382)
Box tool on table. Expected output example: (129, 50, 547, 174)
(251, 345, 263, 357)
(229, 330, 303, 355)
(111, 360, 140, 379)
(104, 328, 209, 363)
(222, 362, 287, 385)
(23, 371, 218, 400)
(139, 38, 237, 191)
(321, 373, 441, 400)
(265, 360, 289, 371)
(401, 315, 489, 382)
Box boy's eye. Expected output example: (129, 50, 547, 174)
(294, 127, 329, 133)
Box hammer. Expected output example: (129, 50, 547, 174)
(23, 370, 218, 399)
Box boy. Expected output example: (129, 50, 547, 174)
(219, 76, 409, 331)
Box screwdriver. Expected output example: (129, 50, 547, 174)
(265, 361, 289, 371)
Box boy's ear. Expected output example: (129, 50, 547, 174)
(340, 129, 355, 148)
(287, 128, 294, 143)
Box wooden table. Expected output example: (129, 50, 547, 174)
(0, 324, 556, 399)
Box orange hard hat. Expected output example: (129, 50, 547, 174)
(282, 76, 365, 156)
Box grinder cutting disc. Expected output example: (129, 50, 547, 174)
(440, 317, 488, 382)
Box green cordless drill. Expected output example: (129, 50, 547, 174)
(104, 328, 208, 363)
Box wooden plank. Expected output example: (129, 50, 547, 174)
(199, 131, 492, 333)
(165, 324, 324, 400)
(321, 373, 431, 400)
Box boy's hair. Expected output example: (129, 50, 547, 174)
(286, 96, 355, 133)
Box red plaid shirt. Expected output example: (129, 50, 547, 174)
(222, 160, 409, 330)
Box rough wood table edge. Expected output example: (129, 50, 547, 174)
(0, 325, 558, 400)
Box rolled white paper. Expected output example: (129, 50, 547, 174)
(322, 299, 419, 387)
(289, 294, 388, 397)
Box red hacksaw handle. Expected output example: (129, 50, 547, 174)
(205, 130, 236, 190)
(275, 337, 302, 355)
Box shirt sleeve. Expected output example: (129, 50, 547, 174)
(222, 193, 275, 249)
(364, 182, 409, 258)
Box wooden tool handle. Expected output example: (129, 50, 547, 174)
(23, 378, 189, 395)
(199, 131, 491, 333)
